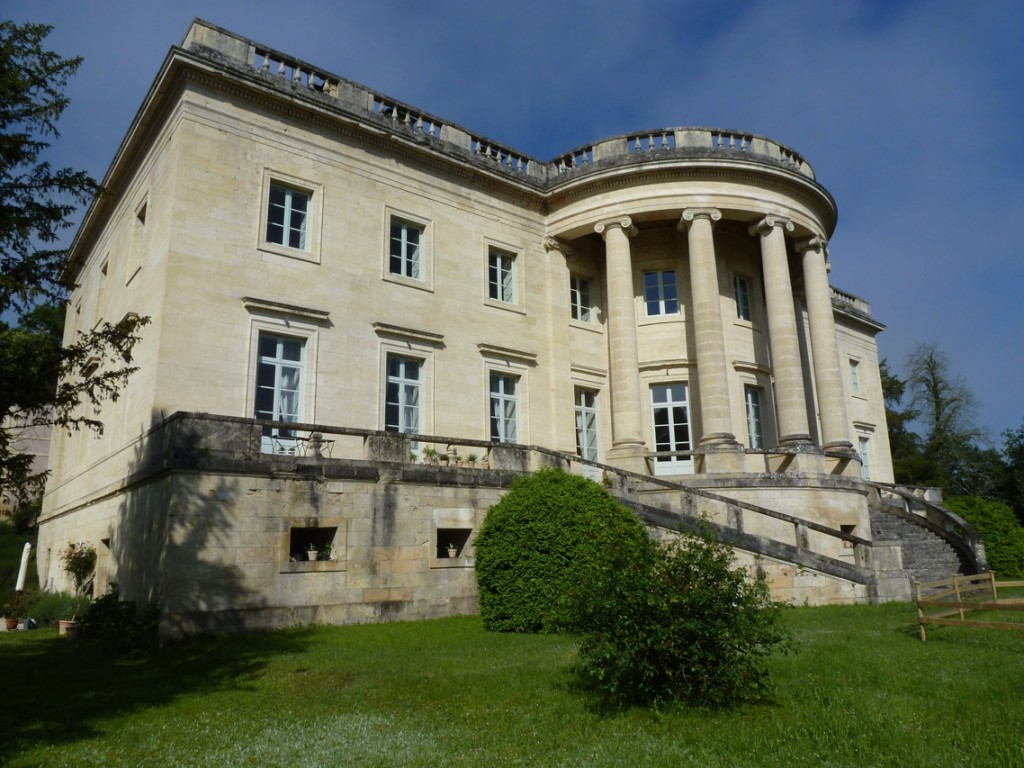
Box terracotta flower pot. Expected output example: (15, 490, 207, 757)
(59, 620, 80, 639)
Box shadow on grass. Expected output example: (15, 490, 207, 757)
(0, 626, 313, 763)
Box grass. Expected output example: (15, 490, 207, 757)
(2, 603, 1023, 767)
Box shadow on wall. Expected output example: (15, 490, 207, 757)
(111, 414, 267, 637)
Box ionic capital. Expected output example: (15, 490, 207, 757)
(748, 215, 794, 237)
(795, 234, 828, 256)
(594, 216, 637, 240)
(542, 236, 572, 255)
(677, 207, 722, 231)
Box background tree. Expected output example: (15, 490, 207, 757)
(880, 358, 931, 486)
(1001, 422, 1024, 524)
(0, 21, 147, 510)
(905, 342, 997, 496)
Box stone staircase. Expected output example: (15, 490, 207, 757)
(869, 503, 967, 584)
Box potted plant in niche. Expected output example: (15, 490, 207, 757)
(318, 543, 333, 561)
(446, 543, 459, 558)
(59, 542, 96, 638)
(306, 542, 319, 561)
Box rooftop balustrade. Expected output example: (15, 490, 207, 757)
(183, 20, 817, 187)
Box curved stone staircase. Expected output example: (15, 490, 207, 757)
(867, 483, 987, 585)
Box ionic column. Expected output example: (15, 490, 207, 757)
(798, 236, 855, 455)
(543, 237, 580, 455)
(595, 217, 645, 460)
(749, 215, 813, 448)
(679, 208, 740, 453)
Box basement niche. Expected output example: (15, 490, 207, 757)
(289, 526, 338, 560)
(436, 527, 472, 559)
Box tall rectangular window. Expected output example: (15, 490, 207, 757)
(570, 275, 592, 322)
(850, 359, 861, 394)
(734, 276, 752, 321)
(255, 333, 304, 450)
(574, 389, 599, 462)
(744, 385, 764, 450)
(488, 249, 516, 303)
(858, 437, 871, 479)
(650, 383, 692, 474)
(489, 373, 518, 443)
(385, 356, 421, 434)
(266, 184, 309, 250)
(389, 220, 422, 280)
(643, 270, 679, 316)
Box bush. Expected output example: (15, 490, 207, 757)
(474, 469, 653, 633)
(27, 590, 91, 626)
(10, 497, 41, 536)
(79, 584, 160, 655)
(569, 524, 791, 709)
(60, 541, 97, 592)
(946, 496, 1024, 577)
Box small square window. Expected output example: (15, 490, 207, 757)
(643, 270, 678, 316)
(266, 183, 310, 250)
(437, 528, 472, 559)
(488, 248, 516, 304)
(289, 526, 337, 561)
(570, 275, 593, 322)
(390, 219, 423, 280)
(735, 276, 752, 321)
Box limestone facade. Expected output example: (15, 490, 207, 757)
(37, 21, 898, 630)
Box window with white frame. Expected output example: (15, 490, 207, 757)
(650, 383, 692, 474)
(574, 388, 599, 462)
(255, 333, 304, 451)
(266, 183, 310, 250)
(643, 270, 679, 316)
(385, 355, 421, 435)
(849, 359, 861, 394)
(570, 275, 593, 322)
(744, 385, 764, 450)
(488, 248, 516, 303)
(858, 436, 871, 479)
(389, 219, 423, 280)
(489, 372, 518, 443)
(735, 275, 752, 321)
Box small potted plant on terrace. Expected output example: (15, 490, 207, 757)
(306, 542, 319, 561)
(466, 453, 478, 468)
(422, 446, 439, 466)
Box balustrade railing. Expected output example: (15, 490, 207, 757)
(190, 23, 819, 183)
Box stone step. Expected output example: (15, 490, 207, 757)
(868, 505, 966, 584)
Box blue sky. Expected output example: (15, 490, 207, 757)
(8, 0, 1024, 441)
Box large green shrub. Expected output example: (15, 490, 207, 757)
(474, 469, 653, 633)
(946, 496, 1024, 577)
(568, 525, 791, 709)
(79, 584, 160, 655)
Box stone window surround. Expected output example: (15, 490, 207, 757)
(484, 238, 525, 313)
(257, 169, 323, 264)
(383, 205, 433, 292)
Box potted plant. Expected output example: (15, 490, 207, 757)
(2, 604, 19, 632)
(58, 542, 96, 637)
(438, 451, 450, 466)
(318, 543, 333, 561)
(454, 454, 464, 468)
(466, 453, 478, 468)
(446, 543, 459, 558)
(422, 446, 439, 466)
(305, 542, 319, 561)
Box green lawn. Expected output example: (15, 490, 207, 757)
(2, 603, 1023, 767)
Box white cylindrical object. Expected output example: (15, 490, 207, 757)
(15, 543, 31, 592)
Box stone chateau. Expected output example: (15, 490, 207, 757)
(37, 20, 980, 636)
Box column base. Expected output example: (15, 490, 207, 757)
(778, 433, 816, 451)
(822, 441, 861, 477)
(698, 433, 745, 474)
(605, 442, 648, 475)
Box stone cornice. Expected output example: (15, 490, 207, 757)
(373, 322, 445, 346)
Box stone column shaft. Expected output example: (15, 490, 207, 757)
(750, 216, 812, 447)
(680, 208, 739, 450)
(596, 217, 644, 451)
(799, 236, 854, 454)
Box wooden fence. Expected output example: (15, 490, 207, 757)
(915, 572, 1024, 641)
